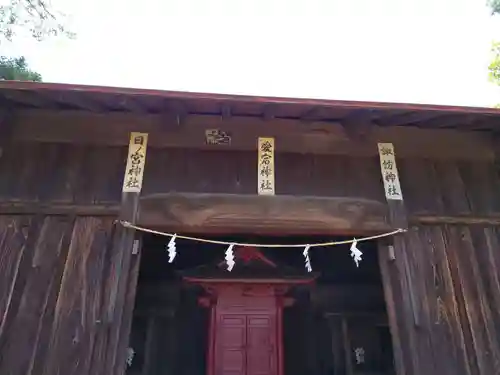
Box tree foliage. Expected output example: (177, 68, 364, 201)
(489, 0, 500, 14)
(489, 42, 500, 85)
(0, 56, 41, 81)
(0, 1, 74, 82)
(489, 0, 500, 106)
(0, 0, 74, 42)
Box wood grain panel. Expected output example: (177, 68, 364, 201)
(379, 225, 500, 375)
(12, 110, 495, 159)
(0, 215, 129, 375)
(1, 142, 500, 220)
(0, 216, 73, 375)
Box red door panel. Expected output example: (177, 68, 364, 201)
(217, 315, 246, 375)
(247, 315, 276, 375)
(214, 300, 278, 375)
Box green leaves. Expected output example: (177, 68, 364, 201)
(0, 56, 42, 81)
(489, 0, 500, 14)
(489, 42, 500, 85)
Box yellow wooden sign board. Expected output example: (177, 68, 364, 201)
(123, 132, 148, 193)
(377, 142, 403, 201)
(257, 137, 275, 195)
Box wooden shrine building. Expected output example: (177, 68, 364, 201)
(0, 81, 499, 375)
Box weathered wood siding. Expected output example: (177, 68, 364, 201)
(0, 143, 126, 205)
(380, 225, 500, 375)
(0, 215, 140, 375)
(0, 138, 499, 375)
(1, 142, 500, 217)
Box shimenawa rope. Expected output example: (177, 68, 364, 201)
(119, 220, 406, 248)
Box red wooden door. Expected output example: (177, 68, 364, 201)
(215, 310, 277, 375)
(246, 315, 276, 375)
(217, 314, 247, 375)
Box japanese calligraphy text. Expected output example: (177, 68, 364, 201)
(257, 137, 275, 195)
(123, 132, 148, 193)
(378, 143, 403, 200)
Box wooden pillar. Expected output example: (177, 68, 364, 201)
(104, 132, 148, 375)
(377, 143, 419, 375)
(378, 241, 407, 375)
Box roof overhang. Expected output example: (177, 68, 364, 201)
(1, 81, 500, 132)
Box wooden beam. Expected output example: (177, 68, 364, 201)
(412, 214, 500, 226)
(413, 114, 474, 129)
(138, 193, 390, 235)
(11, 110, 494, 159)
(4, 90, 60, 110)
(63, 93, 110, 112)
(262, 104, 276, 121)
(340, 110, 373, 141)
(378, 111, 440, 127)
(167, 99, 188, 125)
(0, 202, 119, 216)
(2, 200, 499, 227)
(300, 106, 324, 123)
(221, 104, 232, 119)
(114, 95, 149, 113)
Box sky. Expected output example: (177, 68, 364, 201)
(4, 0, 500, 107)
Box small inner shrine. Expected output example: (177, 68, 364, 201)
(181, 246, 316, 375)
(127, 234, 394, 375)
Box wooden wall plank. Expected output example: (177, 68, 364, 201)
(384, 224, 500, 375)
(398, 159, 444, 215)
(29, 217, 77, 375)
(434, 162, 471, 216)
(462, 227, 500, 372)
(0, 216, 31, 332)
(0, 216, 73, 375)
(40, 217, 109, 375)
(459, 161, 500, 215)
(88, 220, 117, 375)
(448, 226, 495, 375)
(0, 215, 126, 375)
(0, 216, 42, 361)
(425, 226, 472, 375)
(2, 142, 500, 220)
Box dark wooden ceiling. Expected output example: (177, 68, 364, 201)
(1, 81, 500, 132)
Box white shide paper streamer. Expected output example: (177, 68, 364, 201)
(303, 245, 313, 272)
(167, 234, 177, 263)
(225, 244, 235, 271)
(350, 239, 363, 267)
